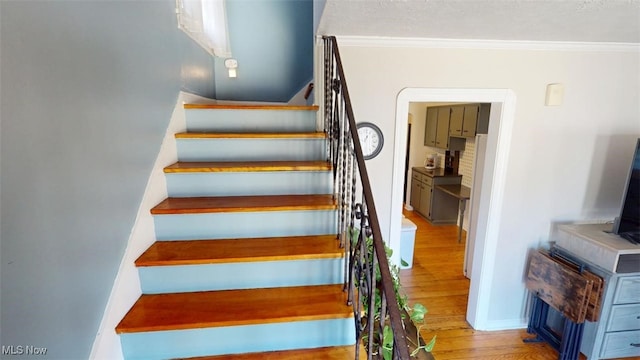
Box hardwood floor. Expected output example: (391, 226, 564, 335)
(400, 210, 584, 360)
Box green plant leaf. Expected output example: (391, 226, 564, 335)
(401, 258, 409, 267)
(410, 303, 427, 323)
(382, 325, 394, 360)
(425, 335, 437, 352)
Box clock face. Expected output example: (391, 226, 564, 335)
(357, 122, 383, 160)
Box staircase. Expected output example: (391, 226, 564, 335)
(115, 104, 357, 359)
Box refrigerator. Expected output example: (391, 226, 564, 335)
(464, 133, 488, 279)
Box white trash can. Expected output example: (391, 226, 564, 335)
(400, 217, 417, 269)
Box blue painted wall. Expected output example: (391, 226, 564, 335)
(215, 0, 314, 102)
(0, 1, 215, 358)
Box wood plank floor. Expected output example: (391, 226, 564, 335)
(399, 210, 610, 360)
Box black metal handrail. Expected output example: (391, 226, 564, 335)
(323, 36, 411, 360)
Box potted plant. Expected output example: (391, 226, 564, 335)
(350, 227, 436, 360)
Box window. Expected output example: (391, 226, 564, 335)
(176, 0, 232, 58)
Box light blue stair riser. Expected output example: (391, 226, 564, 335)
(153, 210, 337, 240)
(119, 318, 355, 360)
(176, 138, 326, 162)
(165, 171, 332, 197)
(185, 109, 317, 132)
(138, 258, 344, 294)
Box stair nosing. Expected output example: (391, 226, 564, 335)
(150, 194, 337, 215)
(163, 161, 332, 173)
(183, 104, 319, 111)
(135, 235, 342, 267)
(174, 345, 365, 360)
(175, 132, 326, 139)
(115, 284, 351, 334)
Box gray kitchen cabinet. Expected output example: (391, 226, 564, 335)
(410, 168, 462, 223)
(410, 172, 423, 213)
(410, 170, 431, 218)
(448, 106, 465, 137)
(424, 105, 473, 150)
(424, 107, 438, 147)
(418, 176, 432, 217)
(450, 105, 481, 137)
(435, 107, 451, 149)
(462, 105, 479, 137)
(423, 106, 453, 149)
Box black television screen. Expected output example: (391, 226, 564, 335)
(614, 138, 640, 244)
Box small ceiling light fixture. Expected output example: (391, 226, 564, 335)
(224, 58, 238, 78)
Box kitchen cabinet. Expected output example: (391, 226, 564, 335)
(411, 171, 432, 218)
(410, 168, 462, 223)
(424, 106, 450, 149)
(450, 105, 479, 137)
(435, 107, 451, 149)
(424, 107, 438, 147)
(424, 106, 472, 150)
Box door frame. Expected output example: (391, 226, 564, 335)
(391, 88, 516, 330)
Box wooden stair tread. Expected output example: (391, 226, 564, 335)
(184, 104, 318, 111)
(136, 235, 341, 266)
(150, 194, 337, 215)
(164, 161, 331, 173)
(175, 132, 325, 139)
(115, 284, 351, 333)
(178, 345, 365, 360)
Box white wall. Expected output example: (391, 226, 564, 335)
(335, 37, 640, 328)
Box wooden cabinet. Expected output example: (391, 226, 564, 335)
(410, 168, 461, 223)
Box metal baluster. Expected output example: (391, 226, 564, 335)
(324, 38, 330, 162)
(323, 36, 411, 360)
(340, 96, 349, 249)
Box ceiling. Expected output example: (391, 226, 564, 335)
(317, 0, 640, 44)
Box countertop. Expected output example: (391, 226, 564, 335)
(556, 223, 640, 273)
(412, 166, 462, 178)
(436, 184, 471, 200)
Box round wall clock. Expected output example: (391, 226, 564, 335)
(356, 122, 384, 160)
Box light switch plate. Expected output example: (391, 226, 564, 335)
(545, 83, 564, 106)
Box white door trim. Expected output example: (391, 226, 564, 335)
(391, 88, 516, 330)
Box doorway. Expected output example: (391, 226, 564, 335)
(390, 88, 516, 331)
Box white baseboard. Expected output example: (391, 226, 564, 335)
(480, 318, 528, 331)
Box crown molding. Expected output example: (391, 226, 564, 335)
(329, 35, 640, 53)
